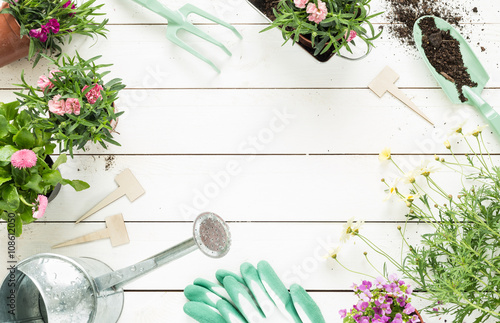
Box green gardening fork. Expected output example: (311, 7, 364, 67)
(414, 16, 500, 137)
(130, 0, 242, 73)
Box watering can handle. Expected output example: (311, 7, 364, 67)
(463, 86, 500, 136)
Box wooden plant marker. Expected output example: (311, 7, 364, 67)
(369, 66, 434, 126)
(53, 214, 130, 248)
(76, 168, 145, 223)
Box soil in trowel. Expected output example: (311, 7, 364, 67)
(418, 17, 477, 102)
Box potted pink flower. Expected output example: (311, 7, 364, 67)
(0, 101, 89, 236)
(250, 0, 383, 61)
(15, 53, 126, 157)
(0, 0, 108, 67)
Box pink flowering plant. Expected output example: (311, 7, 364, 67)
(340, 275, 421, 323)
(262, 0, 383, 56)
(0, 101, 89, 236)
(0, 0, 108, 66)
(15, 53, 125, 157)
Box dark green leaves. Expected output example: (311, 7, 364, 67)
(13, 128, 35, 148)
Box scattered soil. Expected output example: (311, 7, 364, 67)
(251, 0, 280, 20)
(418, 17, 477, 102)
(105, 155, 116, 171)
(383, 0, 464, 46)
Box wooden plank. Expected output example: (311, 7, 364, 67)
(21, 154, 493, 222)
(0, 222, 437, 291)
(120, 291, 458, 322)
(98, 0, 499, 24)
(1, 24, 498, 89)
(2, 89, 499, 154)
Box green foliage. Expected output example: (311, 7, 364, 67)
(0, 101, 89, 237)
(0, 0, 108, 66)
(15, 53, 125, 157)
(379, 131, 500, 322)
(262, 0, 383, 56)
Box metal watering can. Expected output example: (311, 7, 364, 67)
(0, 212, 231, 323)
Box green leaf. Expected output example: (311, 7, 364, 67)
(1, 184, 19, 212)
(0, 145, 18, 162)
(21, 174, 43, 194)
(0, 115, 8, 138)
(0, 167, 12, 186)
(42, 170, 63, 186)
(13, 128, 35, 148)
(62, 179, 90, 192)
(0, 101, 19, 120)
(14, 215, 22, 237)
(15, 110, 31, 128)
(52, 154, 67, 170)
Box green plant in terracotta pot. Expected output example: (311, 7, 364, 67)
(262, 0, 383, 59)
(15, 53, 126, 157)
(0, 0, 108, 67)
(0, 101, 89, 237)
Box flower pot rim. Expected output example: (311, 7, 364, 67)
(1, 2, 24, 36)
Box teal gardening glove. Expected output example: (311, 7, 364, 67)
(183, 260, 325, 323)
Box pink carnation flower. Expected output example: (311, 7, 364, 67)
(65, 98, 81, 115)
(32, 195, 48, 219)
(346, 30, 357, 42)
(11, 149, 37, 169)
(37, 75, 53, 91)
(49, 69, 62, 80)
(82, 84, 104, 104)
(306, 0, 328, 24)
(48, 94, 67, 115)
(294, 0, 308, 9)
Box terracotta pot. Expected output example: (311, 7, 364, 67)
(0, 2, 29, 68)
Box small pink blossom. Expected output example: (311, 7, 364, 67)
(65, 98, 81, 115)
(11, 149, 37, 169)
(49, 69, 62, 80)
(306, 0, 328, 24)
(82, 84, 104, 104)
(32, 195, 48, 219)
(48, 95, 67, 115)
(37, 75, 53, 91)
(346, 30, 357, 42)
(294, 0, 308, 9)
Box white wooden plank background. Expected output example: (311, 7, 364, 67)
(1, 0, 499, 321)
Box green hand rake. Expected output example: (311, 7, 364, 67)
(130, 0, 242, 73)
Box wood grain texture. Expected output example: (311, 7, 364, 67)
(0, 0, 499, 321)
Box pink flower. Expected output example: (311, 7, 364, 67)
(32, 195, 48, 219)
(46, 19, 60, 34)
(11, 149, 37, 169)
(82, 84, 104, 104)
(294, 0, 308, 9)
(346, 30, 357, 42)
(49, 69, 62, 80)
(48, 95, 67, 115)
(306, 0, 327, 24)
(37, 75, 53, 91)
(65, 98, 81, 115)
(63, 0, 77, 16)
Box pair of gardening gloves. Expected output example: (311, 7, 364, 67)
(183, 260, 325, 323)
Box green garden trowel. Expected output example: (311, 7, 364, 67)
(413, 16, 500, 136)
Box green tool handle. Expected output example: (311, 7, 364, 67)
(130, 0, 179, 22)
(463, 86, 500, 136)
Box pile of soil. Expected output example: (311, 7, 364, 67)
(251, 0, 280, 20)
(384, 0, 465, 46)
(418, 17, 477, 102)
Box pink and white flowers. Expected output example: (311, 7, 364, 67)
(48, 94, 67, 115)
(11, 149, 38, 169)
(32, 195, 48, 219)
(294, 0, 309, 9)
(306, 0, 328, 24)
(346, 30, 357, 42)
(65, 98, 81, 115)
(82, 84, 103, 104)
